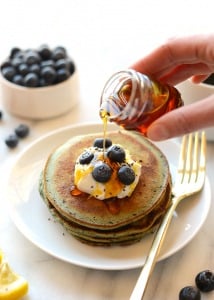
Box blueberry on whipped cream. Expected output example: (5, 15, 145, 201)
(74, 138, 141, 200)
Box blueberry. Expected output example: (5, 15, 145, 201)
(40, 66, 57, 84)
(1, 60, 11, 69)
(40, 60, 55, 69)
(195, 270, 214, 292)
(52, 48, 66, 60)
(55, 46, 67, 55)
(9, 47, 21, 59)
(93, 138, 112, 149)
(12, 74, 24, 86)
(29, 64, 40, 75)
(39, 78, 49, 87)
(92, 162, 112, 183)
(25, 50, 41, 65)
(118, 165, 135, 185)
(15, 124, 30, 138)
(2, 66, 16, 81)
(38, 45, 52, 60)
(67, 59, 75, 75)
(56, 68, 70, 83)
(107, 145, 125, 163)
(79, 151, 94, 164)
(11, 57, 23, 68)
(24, 72, 39, 87)
(18, 63, 29, 76)
(179, 286, 201, 300)
(5, 134, 19, 148)
(15, 51, 25, 60)
(0, 110, 2, 119)
(55, 58, 67, 70)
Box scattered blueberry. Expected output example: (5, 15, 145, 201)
(92, 162, 112, 183)
(93, 138, 112, 149)
(79, 151, 94, 164)
(14, 124, 30, 138)
(179, 286, 201, 300)
(107, 145, 125, 163)
(118, 165, 135, 185)
(1, 45, 76, 87)
(195, 270, 214, 292)
(5, 134, 19, 148)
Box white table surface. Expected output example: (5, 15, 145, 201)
(0, 1, 214, 299)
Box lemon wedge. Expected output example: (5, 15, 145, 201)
(0, 251, 3, 264)
(0, 250, 28, 300)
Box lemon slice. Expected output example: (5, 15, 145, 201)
(0, 250, 3, 264)
(0, 250, 28, 300)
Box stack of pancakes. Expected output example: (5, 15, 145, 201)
(39, 130, 172, 246)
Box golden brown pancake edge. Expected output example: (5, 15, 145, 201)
(40, 130, 172, 236)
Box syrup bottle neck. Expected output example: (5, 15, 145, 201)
(99, 69, 161, 122)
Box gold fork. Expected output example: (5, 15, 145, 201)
(130, 131, 206, 300)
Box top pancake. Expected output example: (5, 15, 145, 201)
(42, 130, 171, 230)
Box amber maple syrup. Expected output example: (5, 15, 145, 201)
(99, 69, 183, 136)
(72, 70, 183, 205)
(101, 111, 108, 160)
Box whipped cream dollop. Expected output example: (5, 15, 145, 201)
(74, 141, 141, 200)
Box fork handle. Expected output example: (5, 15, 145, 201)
(130, 199, 179, 300)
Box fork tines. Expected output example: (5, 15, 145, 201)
(177, 131, 206, 186)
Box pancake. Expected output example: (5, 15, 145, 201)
(39, 130, 172, 246)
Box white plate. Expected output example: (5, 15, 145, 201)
(7, 123, 211, 270)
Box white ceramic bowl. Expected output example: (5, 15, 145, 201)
(0, 71, 79, 120)
(176, 79, 214, 141)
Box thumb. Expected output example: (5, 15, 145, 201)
(147, 95, 214, 141)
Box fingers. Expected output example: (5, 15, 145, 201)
(160, 63, 212, 85)
(130, 34, 214, 84)
(130, 34, 214, 140)
(147, 95, 214, 141)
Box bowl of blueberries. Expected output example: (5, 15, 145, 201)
(0, 44, 79, 119)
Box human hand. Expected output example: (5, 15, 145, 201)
(130, 34, 214, 140)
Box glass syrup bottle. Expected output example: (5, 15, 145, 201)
(99, 69, 183, 136)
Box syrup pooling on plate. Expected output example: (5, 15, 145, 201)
(99, 69, 183, 136)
